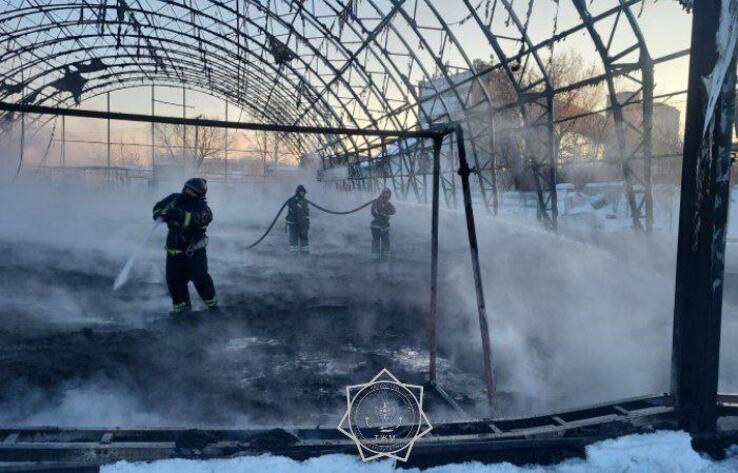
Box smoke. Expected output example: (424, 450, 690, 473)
(0, 174, 735, 427)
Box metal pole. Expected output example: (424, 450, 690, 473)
(224, 100, 229, 183)
(182, 87, 187, 164)
(20, 95, 24, 176)
(151, 85, 155, 168)
(428, 135, 443, 384)
(61, 115, 66, 167)
(456, 125, 495, 413)
(642, 56, 655, 234)
(194, 125, 199, 165)
(671, 0, 738, 433)
(489, 113, 499, 216)
(107, 91, 111, 183)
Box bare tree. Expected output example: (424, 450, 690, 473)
(545, 50, 605, 163)
(154, 116, 226, 168)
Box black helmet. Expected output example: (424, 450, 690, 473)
(183, 178, 207, 198)
(381, 188, 392, 199)
(296, 184, 307, 195)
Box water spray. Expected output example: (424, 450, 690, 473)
(113, 218, 164, 291)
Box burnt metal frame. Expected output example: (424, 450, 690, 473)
(671, 0, 737, 433)
(2, 0, 735, 436)
(0, 99, 497, 413)
(0, 1, 657, 232)
(316, 1, 656, 232)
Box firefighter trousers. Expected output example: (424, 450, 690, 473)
(288, 221, 310, 253)
(166, 248, 217, 309)
(371, 226, 390, 259)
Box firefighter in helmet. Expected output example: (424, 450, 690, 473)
(152, 178, 218, 314)
(286, 184, 310, 254)
(371, 188, 396, 260)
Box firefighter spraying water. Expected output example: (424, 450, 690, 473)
(152, 178, 218, 315)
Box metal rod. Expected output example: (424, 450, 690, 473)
(61, 114, 66, 167)
(182, 87, 187, 162)
(20, 97, 25, 176)
(194, 124, 199, 164)
(107, 91, 111, 183)
(0, 101, 445, 139)
(151, 85, 155, 167)
(489, 113, 499, 216)
(456, 125, 495, 413)
(671, 0, 737, 434)
(642, 55, 655, 233)
(224, 99, 229, 183)
(429, 136, 443, 384)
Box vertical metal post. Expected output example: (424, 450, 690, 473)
(456, 125, 495, 413)
(194, 125, 199, 165)
(151, 85, 155, 167)
(448, 133, 457, 207)
(642, 56, 655, 233)
(546, 94, 558, 231)
(224, 100, 229, 183)
(107, 91, 111, 183)
(20, 93, 24, 177)
(672, 0, 737, 433)
(61, 115, 66, 167)
(428, 135, 443, 384)
(182, 87, 187, 162)
(489, 113, 499, 216)
(262, 131, 268, 178)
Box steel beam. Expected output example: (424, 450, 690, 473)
(456, 125, 495, 412)
(429, 136, 442, 384)
(0, 101, 445, 139)
(672, 0, 738, 433)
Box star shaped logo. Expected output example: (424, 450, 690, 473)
(338, 369, 432, 462)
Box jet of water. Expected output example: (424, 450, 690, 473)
(113, 218, 164, 291)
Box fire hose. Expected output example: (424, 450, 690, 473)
(245, 198, 376, 249)
(114, 198, 377, 290)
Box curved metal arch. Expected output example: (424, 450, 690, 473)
(234, 0, 400, 155)
(60, 75, 330, 158)
(0, 2, 369, 140)
(0, 0, 663, 235)
(459, 0, 557, 224)
(0, 43, 330, 159)
(0, 8, 365, 157)
(254, 0, 419, 133)
(282, 0, 454, 191)
(0, 4, 356, 131)
(20, 67, 323, 159)
(571, 0, 654, 232)
(0, 32, 327, 135)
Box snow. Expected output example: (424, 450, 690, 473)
(701, 0, 738, 139)
(103, 431, 738, 473)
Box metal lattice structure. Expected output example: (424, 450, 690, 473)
(0, 1, 688, 231)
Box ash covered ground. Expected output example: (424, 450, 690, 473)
(0, 179, 736, 429)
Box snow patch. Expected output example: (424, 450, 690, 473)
(103, 431, 738, 473)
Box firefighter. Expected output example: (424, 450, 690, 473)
(152, 178, 218, 315)
(286, 184, 310, 254)
(371, 188, 396, 260)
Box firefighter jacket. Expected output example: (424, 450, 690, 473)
(153, 193, 213, 254)
(286, 196, 310, 225)
(371, 198, 396, 230)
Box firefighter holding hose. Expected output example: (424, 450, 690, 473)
(152, 178, 218, 315)
(286, 184, 311, 254)
(370, 188, 396, 260)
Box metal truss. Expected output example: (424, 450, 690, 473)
(0, 1, 665, 231)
